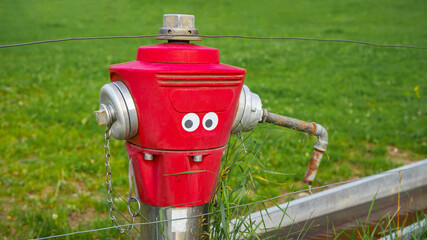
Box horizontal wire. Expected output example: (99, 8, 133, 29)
(30, 165, 415, 240)
(0, 35, 157, 48)
(201, 35, 427, 49)
(1, 34, 427, 49)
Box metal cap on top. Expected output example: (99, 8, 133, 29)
(157, 14, 202, 41)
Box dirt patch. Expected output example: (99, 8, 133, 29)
(69, 207, 106, 229)
(351, 142, 419, 165)
(386, 145, 417, 165)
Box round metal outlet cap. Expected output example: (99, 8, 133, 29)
(98, 81, 138, 140)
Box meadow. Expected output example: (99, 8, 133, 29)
(0, 0, 426, 239)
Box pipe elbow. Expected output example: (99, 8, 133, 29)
(313, 123, 328, 152)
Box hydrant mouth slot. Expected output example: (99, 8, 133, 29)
(126, 141, 227, 153)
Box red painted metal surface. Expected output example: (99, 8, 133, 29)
(136, 43, 220, 64)
(109, 43, 246, 206)
(127, 143, 226, 207)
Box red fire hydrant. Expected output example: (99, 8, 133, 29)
(94, 14, 328, 239)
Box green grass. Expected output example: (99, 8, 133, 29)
(0, 0, 426, 239)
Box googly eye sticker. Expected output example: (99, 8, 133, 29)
(202, 112, 218, 131)
(182, 113, 200, 132)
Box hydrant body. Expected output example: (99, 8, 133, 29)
(95, 14, 328, 239)
(109, 43, 246, 207)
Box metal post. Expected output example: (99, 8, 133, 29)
(140, 204, 209, 239)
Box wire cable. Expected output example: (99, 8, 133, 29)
(201, 35, 427, 49)
(1, 34, 427, 49)
(0, 35, 157, 48)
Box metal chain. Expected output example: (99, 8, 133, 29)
(104, 127, 138, 235)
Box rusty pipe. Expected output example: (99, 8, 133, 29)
(262, 110, 328, 185)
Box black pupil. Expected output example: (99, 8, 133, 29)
(205, 119, 213, 128)
(185, 120, 193, 128)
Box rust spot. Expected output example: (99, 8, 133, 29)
(265, 112, 315, 134)
(303, 149, 324, 185)
(311, 123, 316, 135)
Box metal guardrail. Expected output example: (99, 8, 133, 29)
(233, 159, 427, 236)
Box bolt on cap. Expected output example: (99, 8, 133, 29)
(94, 109, 108, 126)
(157, 14, 202, 41)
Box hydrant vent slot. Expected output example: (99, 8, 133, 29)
(156, 73, 244, 87)
(156, 73, 245, 80)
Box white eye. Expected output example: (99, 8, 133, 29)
(182, 113, 200, 132)
(202, 112, 218, 131)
